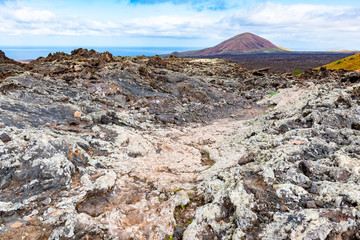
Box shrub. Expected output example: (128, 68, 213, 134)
(294, 69, 302, 76)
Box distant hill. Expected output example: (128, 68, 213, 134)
(320, 52, 360, 71)
(326, 49, 358, 53)
(276, 46, 294, 52)
(172, 32, 285, 57)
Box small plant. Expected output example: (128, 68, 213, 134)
(205, 165, 212, 170)
(201, 149, 210, 158)
(293, 69, 302, 76)
(269, 91, 279, 97)
(175, 211, 179, 216)
(168, 237, 173, 240)
(336, 60, 343, 65)
(173, 188, 182, 194)
(200, 149, 215, 166)
(181, 205, 185, 210)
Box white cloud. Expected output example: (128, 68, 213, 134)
(246, 2, 359, 29)
(0, 2, 219, 38)
(11, 7, 55, 22)
(0, 1, 359, 50)
(0, 1, 55, 22)
(0, 2, 117, 36)
(122, 15, 218, 37)
(221, 2, 360, 49)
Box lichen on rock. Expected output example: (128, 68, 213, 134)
(0, 49, 360, 239)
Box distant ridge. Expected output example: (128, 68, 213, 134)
(326, 49, 358, 53)
(276, 46, 294, 52)
(172, 32, 284, 57)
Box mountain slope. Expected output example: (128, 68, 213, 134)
(173, 32, 284, 57)
(276, 46, 294, 52)
(320, 52, 360, 71)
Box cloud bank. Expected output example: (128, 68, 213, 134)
(0, 0, 359, 49)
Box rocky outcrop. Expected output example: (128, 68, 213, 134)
(0, 49, 360, 239)
(0, 50, 24, 65)
(25, 48, 115, 81)
(0, 50, 25, 79)
(184, 80, 360, 239)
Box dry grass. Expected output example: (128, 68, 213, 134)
(318, 52, 360, 71)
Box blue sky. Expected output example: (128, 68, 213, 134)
(0, 0, 359, 50)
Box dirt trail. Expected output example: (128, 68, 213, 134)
(2, 49, 360, 239)
(71, 86, 312, 239)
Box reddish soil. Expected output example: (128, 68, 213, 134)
(174, 32, 280, 57)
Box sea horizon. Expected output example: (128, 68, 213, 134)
(0, 46, 199, 60)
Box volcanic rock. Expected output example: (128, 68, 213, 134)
(0, 48, 360, 239)
(172, 32, 283, 57)
(0, 50, 25, 79)
(0, 50, 24, 66)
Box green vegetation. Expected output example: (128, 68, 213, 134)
(201, 150, 210, 158)
(173, 188, 182, 194)
(200, 149, 215, 168)
(269, 91, 280, 97)
(264, 48, 287, 53)
(293, 69, 302, 76)
(205, 165, 212, 170)
(318, 52, 360, 71)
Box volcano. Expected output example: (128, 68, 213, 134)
(173, 32, 284, 57)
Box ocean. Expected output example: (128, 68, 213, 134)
(0, 46, 198, 60)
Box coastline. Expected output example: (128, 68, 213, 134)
(0, 46, 199, 61)
(15, 59, 33, 63)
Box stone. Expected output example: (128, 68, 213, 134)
(74, 111, 82, 118)
(10, 222, 24, 228)
(0, 133, 11, 143)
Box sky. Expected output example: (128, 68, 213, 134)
(0, 0, 359, 50)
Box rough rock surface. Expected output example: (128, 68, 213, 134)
(185, 81, 360, 239)
(0, 50, 25, 79)
(0, 49, 360, 239)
